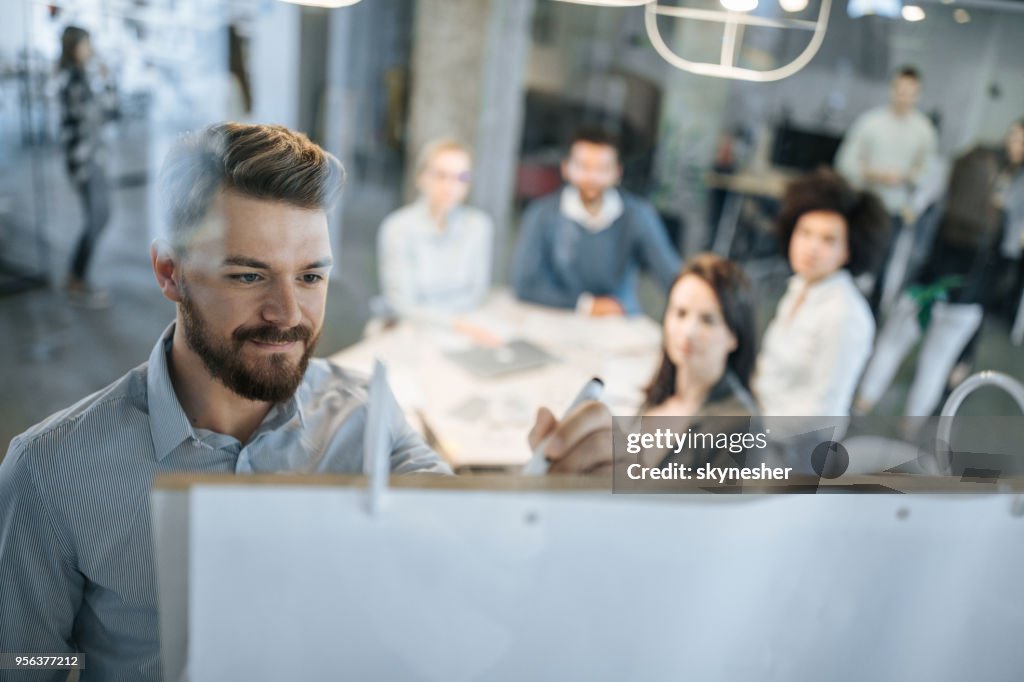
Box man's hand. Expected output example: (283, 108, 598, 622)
(590, 296, 625, 317)
(866, 168, 906, 187)
(528, 401, 614, 474)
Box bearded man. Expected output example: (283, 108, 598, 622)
(0, 123, 448, 682)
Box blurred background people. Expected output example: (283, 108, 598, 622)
(509, 127, 680, 316)
(754, 169, 889, 417)
(996, 119, 1024, 329)
(835, 65, 937, 314)
(3, 0, 1023, 467)
(857, 118, 1024, 417)
(58, 25, 118, 307)
(227, 24, 254, 122)
(377, 138, 493, 324)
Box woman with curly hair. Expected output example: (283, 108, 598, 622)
(754, 168, 889, 417)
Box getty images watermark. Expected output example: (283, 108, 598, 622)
(610, 416, 1024, 493)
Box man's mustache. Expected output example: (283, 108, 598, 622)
(233, 324, 312, 345)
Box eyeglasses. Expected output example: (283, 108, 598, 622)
(425, 169, 471, 184)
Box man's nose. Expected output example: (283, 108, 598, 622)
(261, 279, 302, 328)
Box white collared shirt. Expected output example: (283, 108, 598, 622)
(560, 186, 624, 233)
(754, 270, 875, 417)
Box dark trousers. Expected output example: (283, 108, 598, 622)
(70, 164, 111, 281)
(867, 214, 903, 317)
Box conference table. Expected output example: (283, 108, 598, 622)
(329, 290, 663, 470)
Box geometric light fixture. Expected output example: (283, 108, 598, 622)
(846, 0, 901, 19)
(721, 0, 760, 10)
(643, 0, 832, 81)
(554, 0, 650, 5)
(278, 0, 361, 7)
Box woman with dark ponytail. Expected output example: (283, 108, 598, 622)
(754, 168, 888, 417)
(58, 25, 117, 307)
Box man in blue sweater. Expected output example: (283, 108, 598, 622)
(510, 128, 681, 316)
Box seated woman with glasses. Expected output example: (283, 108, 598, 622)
(377, 138, 494, 324)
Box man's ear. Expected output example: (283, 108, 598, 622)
(151, 239, 184, 303)
(560, 159, 570, 182)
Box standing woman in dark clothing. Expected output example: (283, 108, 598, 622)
(58, 26, 116, 306)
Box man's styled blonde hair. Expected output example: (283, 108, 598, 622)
(160, 122, 345, 250)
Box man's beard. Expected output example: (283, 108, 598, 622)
(179, 290, 320, 403)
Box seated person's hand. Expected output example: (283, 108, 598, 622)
(590, 296, 625, 317)
(453, 318, 505, 347)
(868, 168, 906, 187)
(528, 400, 614, 474)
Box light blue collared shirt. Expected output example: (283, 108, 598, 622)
(0, 324, 449, 682)
(377, 199, 494, 322)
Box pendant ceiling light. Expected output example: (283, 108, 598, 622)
(643, 0, 832, 81)
(554, 0, 652, 5)
(278, 0, 362, 8)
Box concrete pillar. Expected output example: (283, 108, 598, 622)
(405, 0, 492, 194)
(472, 0, 537, 280)
(323, 5, 356, 279)
(405, 0, 536, 279)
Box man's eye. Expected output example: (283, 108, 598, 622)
(301, 273, 324, 284)
(231, 273, 262, 284)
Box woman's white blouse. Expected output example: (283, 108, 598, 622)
(754, 270, 875, 417)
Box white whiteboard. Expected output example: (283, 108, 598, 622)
(152, 482, 1024, 682)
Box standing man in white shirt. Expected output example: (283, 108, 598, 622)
(835, 65, 938, 313)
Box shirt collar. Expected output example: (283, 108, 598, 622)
(146, 322, 307, 461)
(560, 186, 623, 232)
(147, 322, 197, 461)
(412, 199, 462, 238)
(787, 269, 853, 300)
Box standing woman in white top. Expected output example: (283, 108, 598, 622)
(754, 169, 889, 417)
(377, 139, 494, 323)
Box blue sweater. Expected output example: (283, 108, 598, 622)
(509, 189, 681, 314)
